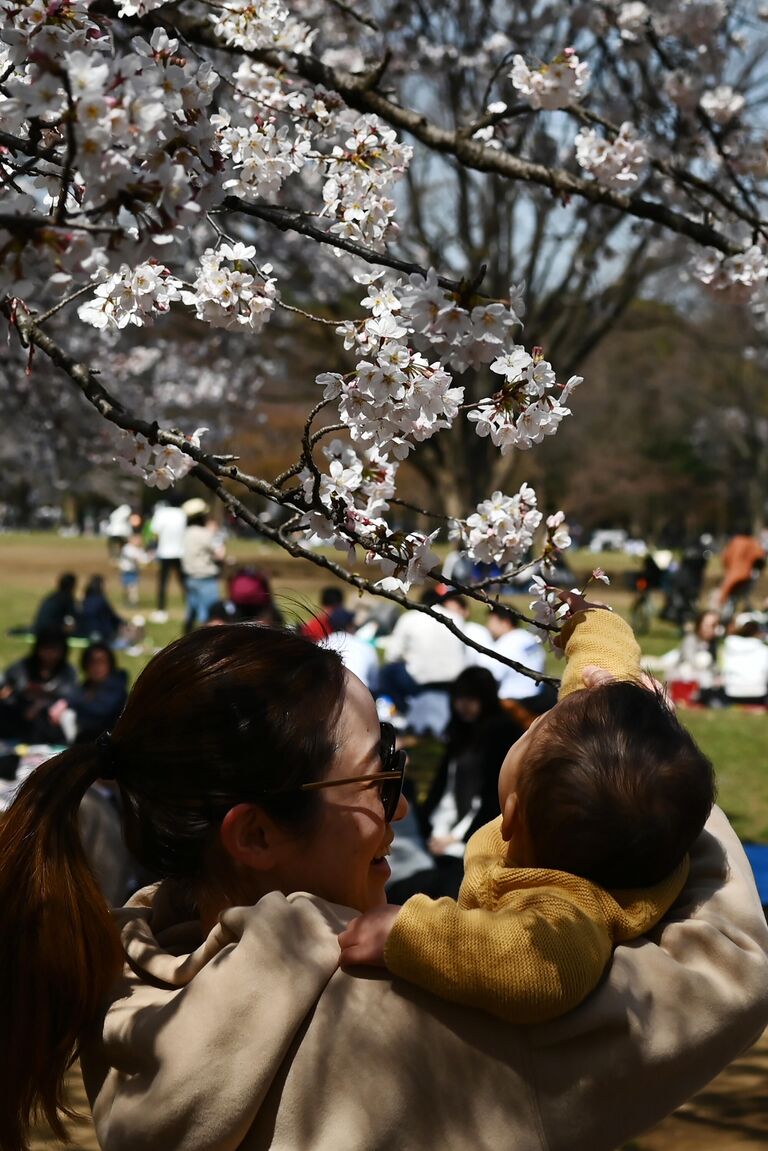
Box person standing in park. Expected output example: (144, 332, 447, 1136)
(117, 530, 149, 607)
(717, 532, 766, 618)
(181, 498, 226, 631)
(148, 495, 187, 623)
(104, 504, 132, 559)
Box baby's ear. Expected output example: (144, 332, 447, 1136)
(501, 792, 520, 843)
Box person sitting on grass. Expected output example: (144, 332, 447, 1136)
(340, 596, 716, 1024)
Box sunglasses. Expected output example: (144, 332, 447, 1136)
(268, 721, 407, 823)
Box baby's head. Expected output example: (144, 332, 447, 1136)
(499, 681, 716, 888)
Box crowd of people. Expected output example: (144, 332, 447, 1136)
(5, 528, 767, 906)
(641, 531, 768, 708)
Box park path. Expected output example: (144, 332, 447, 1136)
(29, 1030, 768, 1150)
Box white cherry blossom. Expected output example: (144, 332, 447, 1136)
(510, 48, 589, 111)
(575, 123, 648, 190)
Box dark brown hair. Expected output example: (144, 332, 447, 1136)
(0, 624, 345, 1151)
(517, 680, 716, 888)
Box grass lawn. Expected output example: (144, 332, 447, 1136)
(2, 532, 768, 842)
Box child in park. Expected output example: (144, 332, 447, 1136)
(117, 530, 149, 607)
(339, 595, 716, 1023)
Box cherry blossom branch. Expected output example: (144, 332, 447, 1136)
(566, 105, 768, 241)
(230, 44, 744, 256)
(0, 299, 285, 504)
(218, 199, 484, 294)
(0, 300, 557, 683)
(34, 283, 98, 324)
(163, 0, 734, 264)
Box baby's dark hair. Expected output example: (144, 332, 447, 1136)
(517, 680, 716, 888)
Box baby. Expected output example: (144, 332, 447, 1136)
(339, 599, 716, 1024)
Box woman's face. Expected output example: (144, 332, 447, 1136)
(36, 643, 65, 675)
(86, 650, 113, 683)
(452, 695, 483, 723)
(275, 671, 407, 912)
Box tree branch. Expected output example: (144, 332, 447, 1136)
(1, 298, 557, 683)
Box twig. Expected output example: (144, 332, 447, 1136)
(54, 70, 77, 224)
(218, 200, 483, 294)
(323, 0, 379, 32)
(34, 282, 95, 324)
(0, 214, 120, 235)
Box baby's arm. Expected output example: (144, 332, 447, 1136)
(558, 603, 643, 699)
(342, 887, 613, 1025)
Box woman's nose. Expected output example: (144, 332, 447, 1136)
(393, 792, 409, 822)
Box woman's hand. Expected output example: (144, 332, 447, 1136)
(48, 698, 69, 725)
(338, 905, 401, 968)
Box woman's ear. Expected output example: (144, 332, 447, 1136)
(219, 804, 278, 871)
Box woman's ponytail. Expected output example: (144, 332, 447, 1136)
(0, 745, 124, 1151)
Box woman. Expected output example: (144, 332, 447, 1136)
(721, 616, 768, 705)
(0, 625, 767, 1151)
(69, 644, 129, 742)
(419, 666, 524, 897)
(0, 629, 78, 742)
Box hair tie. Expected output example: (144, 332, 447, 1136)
(95, 730, 119, 781)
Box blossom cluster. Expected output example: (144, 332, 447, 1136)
(700, 85, 745, 126)
(299, 267, 578, 580)
(298, 503, 439, 593)
(694, 245, 768, 302)
(322, 116, 413, 248)
(212, 0, 315, 55)
(467, 347, 582, 453)
(318, 341, 463, 461)
(213, 110, 312, 201)
(460, 485, 543, 567)
(509, 49, 589, 111)
(179, 244, 278, 332)
(575, 122, 648, 191)
(0, 12, 412, 300)
(300, 439, 398, 518)
(78, 263, 181, 331)
(114, 428, 207, 490)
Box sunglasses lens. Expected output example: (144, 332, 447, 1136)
(379, 724, 404, 822)
(380, 722, 395, 772)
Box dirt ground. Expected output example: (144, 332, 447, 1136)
(29, 1028, 768, 1150)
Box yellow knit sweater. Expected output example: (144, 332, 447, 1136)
(385, 610, 689, 1024)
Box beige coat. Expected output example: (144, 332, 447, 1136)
(83, 806, 768, 1151)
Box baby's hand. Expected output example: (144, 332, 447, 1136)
(558, 590, 611, 616)
(338, 905, 401, 968)
(582, 664, 674, 708)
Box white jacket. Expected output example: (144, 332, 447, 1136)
(82, 807, 768, 1151)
